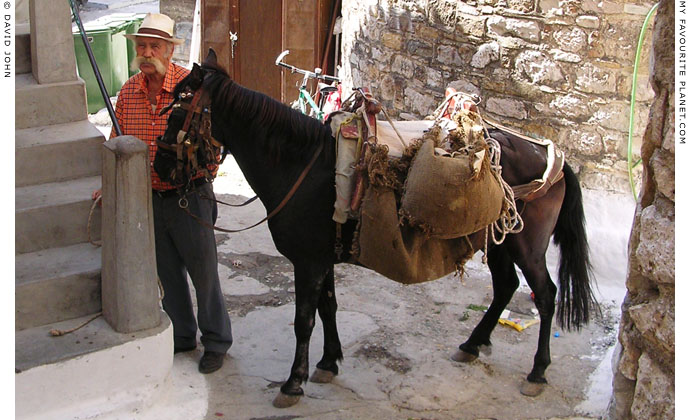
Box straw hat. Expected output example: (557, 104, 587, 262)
(124, 13, 184, 45)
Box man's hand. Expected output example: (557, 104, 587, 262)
(92, 188, 102, 207)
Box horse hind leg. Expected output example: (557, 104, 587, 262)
(453, 245, 520, 363)
(515, 256, 557, 397)
(310, 266, 343, 383)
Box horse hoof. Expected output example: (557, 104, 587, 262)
(520, 380, 546, 397)
(451, 349, 478, 363)
(272, 391, 301, 408)
(310, 368, 335, 383)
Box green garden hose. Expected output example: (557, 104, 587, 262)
(628, 2, 659, 200)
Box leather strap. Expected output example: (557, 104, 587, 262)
(183, 140, 325, 233)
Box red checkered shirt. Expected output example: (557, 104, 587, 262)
(110, 62, 215, 191)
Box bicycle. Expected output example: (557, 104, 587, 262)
(275, 50, 341, 121)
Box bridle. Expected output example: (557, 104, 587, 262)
(157, 67, 325, 233)
(156, 84, 225, 192)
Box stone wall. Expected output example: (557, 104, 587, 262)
(340, 0, 658, 191)
(161, 0, 196, 65)
(609, 0, 674, 418)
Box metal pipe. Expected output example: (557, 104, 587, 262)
(68, 0, 122, 136)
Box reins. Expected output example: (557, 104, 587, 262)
(182, 140, 324, 233)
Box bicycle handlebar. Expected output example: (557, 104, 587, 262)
(275, 50, 340, 83)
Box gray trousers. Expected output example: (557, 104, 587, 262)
(152, 182, 233, 353)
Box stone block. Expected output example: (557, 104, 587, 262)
(382, 32, 404, 50)
(447, 78, 481, 97)
(582, 0, 624, 14)
(630, 353, 675, 420)
(487, 16, 541, 42)
(471, 41, 500, 68)
(633, 205, 675, 285)
(436, 44, 462, 66)
(514, 50, 564, 85)
(506, 0, 535, 13)
(553, 26, 587, 53)
(575, 63, 617, 94)
(551, 49, 582, 63)
(392, 55, 415, 78)
(486, 97, 527, 119)
(30, 0, 77, 83)
(549, 94, 589, 118)
(576, 15, 601, 28)
(560, 128, 603, 156)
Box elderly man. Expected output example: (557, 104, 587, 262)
(95, 13, 233, 374)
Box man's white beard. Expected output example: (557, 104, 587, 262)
(130, 56, 167, 75)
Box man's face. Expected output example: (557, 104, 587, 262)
(132, 37, 172, 77)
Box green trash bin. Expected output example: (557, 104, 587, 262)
(107, 13, 147, 77)
(72, 19, 129, 114)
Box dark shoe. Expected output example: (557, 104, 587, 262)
(174, 344, 197, 354)
(199, 351, 225, 374)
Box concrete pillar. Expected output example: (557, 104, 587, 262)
(101, 136, 161, 333)
(29, 0, 78, 83)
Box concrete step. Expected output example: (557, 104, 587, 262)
(16, 73, 87, 130)
(16, 242, 102, 331)
(16, 176, 102, 254)
(16, 120, 105, 188)
(17, 23, 30, 75)
(16, 313, 173, 420)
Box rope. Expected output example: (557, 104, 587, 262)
(380, 107, 407, 148)
(50, 312, 102, 336)
(49, 279, 164, 337)
(485, 137, 523, 249)
(87, 195, 102, 247)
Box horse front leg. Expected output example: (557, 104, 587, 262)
(273, 262, 327, 408)
(517, 259, 557, 397)
(453, 245, 519, 362)
(310, 266, 343, 383)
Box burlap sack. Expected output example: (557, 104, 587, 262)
(356, 185, 474, 284)
(400, 139, 504, 239)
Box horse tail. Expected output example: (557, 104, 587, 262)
(552, 162, 599, 331)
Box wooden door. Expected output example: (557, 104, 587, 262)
(201, 0, 283, 100)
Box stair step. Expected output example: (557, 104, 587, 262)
(16, 73, 87, 129)
(16, 176, 102, 254)
(16, 314, 172, 420)
(17, 23, 30, 74)
(16, 242, 102, 331)
(16, 120, 105, 187)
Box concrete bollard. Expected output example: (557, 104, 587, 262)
(101, 136, 161, 333)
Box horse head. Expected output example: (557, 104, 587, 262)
(154, 49, 225, 188)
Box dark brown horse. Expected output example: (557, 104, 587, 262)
(156, 50, 598, 407)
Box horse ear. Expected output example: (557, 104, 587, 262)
(191, 63, 202, 78)
(205, 48, 218, 66)
(189, 63, 204, 90)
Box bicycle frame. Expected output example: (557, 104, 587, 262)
(275, 50, 340, 122)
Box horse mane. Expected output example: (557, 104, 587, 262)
(199, 61, 332, 164)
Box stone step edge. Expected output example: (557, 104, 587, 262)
(16, 315, 172, 420)
(15, 175, 102, 212)
(16, 241, 101, 286)
(15, 119, 105, 149)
